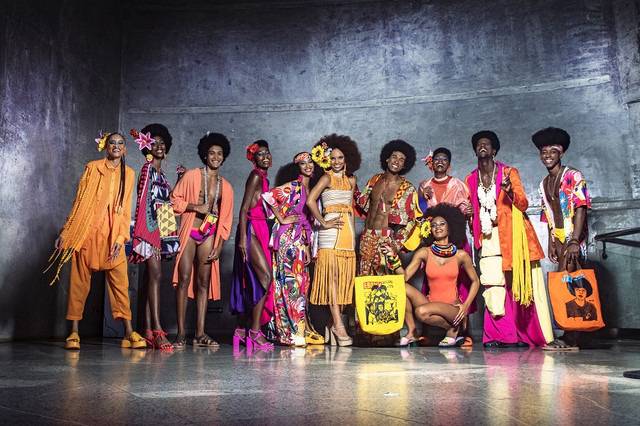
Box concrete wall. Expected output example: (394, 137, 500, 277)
(119, 0, 640, 333)
(0, 1, 123, 340)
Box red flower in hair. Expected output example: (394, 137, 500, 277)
(246, 143, 260, 162)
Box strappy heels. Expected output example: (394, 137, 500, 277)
(233, 328, 247, 350)
(330, 325, 353, 347)
(247, 329, 274, 351)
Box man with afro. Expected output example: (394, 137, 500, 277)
(355, 139, 420, 276)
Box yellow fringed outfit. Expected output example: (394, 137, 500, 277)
(310, 171, 356, 305)
(46, 159, 135, 320)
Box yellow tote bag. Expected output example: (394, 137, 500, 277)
(355, 275, 406, 335)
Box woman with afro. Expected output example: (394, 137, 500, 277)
(402, 203, 480, 347)
(129, 123, 180, 351)
(306, 134, 362, 346)
(170, 132, 234, 348)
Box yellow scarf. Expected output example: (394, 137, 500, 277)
(511, 205, 533, 306)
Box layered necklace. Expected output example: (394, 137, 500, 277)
(203, 166, 221, 214)
(477, 163, 497, 236)
(431, 242, 457, 258)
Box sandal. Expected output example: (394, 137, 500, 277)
(192, 333, 220, 347)
(121, 331, 147, 349)
(65, 332, 80, 350)
(397, 335, 418, 347)
(438, 336, 464, 347)
(143, 329, 154, 346)
(461, 336, 473, 348)
(304, 329, 325, 345)
(543, 339, 579, 352)
(151, 330, 174, 352)
(173, 334, 187, 350)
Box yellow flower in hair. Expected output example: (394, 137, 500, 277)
(318, 157, 331, 170)
(95, 132, 109, 152)
(420, 220, 432, 239)
(311, 145, 325, 162)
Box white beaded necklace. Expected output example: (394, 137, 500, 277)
(477, 164, 497, 236)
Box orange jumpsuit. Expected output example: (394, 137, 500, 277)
(62, 159, 135, 321)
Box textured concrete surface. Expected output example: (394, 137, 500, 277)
(0, 1, 123, 340)
(0, 341, 640, 424)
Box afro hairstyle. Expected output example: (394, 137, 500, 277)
(567, 277, 593, 298)
(140, 123, 173, 156)
(198, 132, 231, 165)
(275, 162, 300, 187)
(531, 127, 571, 152)
(422, 203, 467, 248)
(432, 147, 452, 162)
(471, 130, 500, 154)
(379, 139, 416, 175)
(314, 133, 361, 175)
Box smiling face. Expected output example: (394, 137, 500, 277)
(474, 137, 496, 159)
(206, 145, 225, 170)
(297, 158, 314, 178)
(386, 151, 406, 174)
(330, 147, 346, 173)
(539, 146, 563, 170)
(254, 146, 272, 169)
(431, 216, 449, 241)
(106, 133, 126, 160)
(432, 152, 450, 175)
(150, 136, 166, 160)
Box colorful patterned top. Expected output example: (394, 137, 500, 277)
(130, 161, 179, 263)
(262, 176, 313, 251)
(355, 173, 421, 250)
(539, 166, 591, 249)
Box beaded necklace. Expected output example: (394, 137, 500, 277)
(431, 242, 457, 258)
(477, 163, 497, 235)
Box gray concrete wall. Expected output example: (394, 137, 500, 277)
(119, 0, 640, 333)
(0, 1, 123, 340)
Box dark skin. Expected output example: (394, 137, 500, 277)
(540, 146, 587, 271)
(539, 146, 587, 348)
(56, 134, 136, 338)
(236, 146, 272, 345)
(141, 136, 171, 348)
(175, 145, 227, 346)
(462, 138, 510, 226)
(306, 148, 357, 339)
(402, 216, 480, 340)
(364, 151, 406, 233)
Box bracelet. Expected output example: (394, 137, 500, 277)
(567, 239, 580, 246)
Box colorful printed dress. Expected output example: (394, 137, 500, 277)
(230, 168, 273, 324)
(129, 161, 180, 263)
(539, 166, 591, 257)
(310, 170, 356, 305)
(262, 176, 313, 344)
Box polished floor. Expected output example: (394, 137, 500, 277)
(1, 340, 640, 425)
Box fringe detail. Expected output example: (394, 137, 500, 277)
(511, 205, 533, 306)
(310, 249, 356, 305)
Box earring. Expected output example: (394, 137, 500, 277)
(146, 154, 153, 162)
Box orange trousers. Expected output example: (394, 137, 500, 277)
(66, 226, 132, 321)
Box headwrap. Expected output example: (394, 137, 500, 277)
(294, 152, 311, 163)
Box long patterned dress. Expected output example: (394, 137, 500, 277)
(262, 176, 313, 344)
(129, 161, 179, 263)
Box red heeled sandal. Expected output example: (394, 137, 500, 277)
(151, 330, 174, 352)
(233, 328, 247, 350)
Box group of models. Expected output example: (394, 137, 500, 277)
(47, 124, 591, 352)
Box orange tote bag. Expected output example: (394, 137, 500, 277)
(548, 269, 605, 332)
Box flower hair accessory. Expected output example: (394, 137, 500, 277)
(246, 142, 260, 162)
(95, 130, 110, 152)
(421, 150, 434, 171)
(311, 142, 332, 170)
(130, 128, 154, 153)
(419, 217, 432, 239)
(294, 152, 311, 164)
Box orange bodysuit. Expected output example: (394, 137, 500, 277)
(55, 159, 135, 321)
(425, 253, 459, 305)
